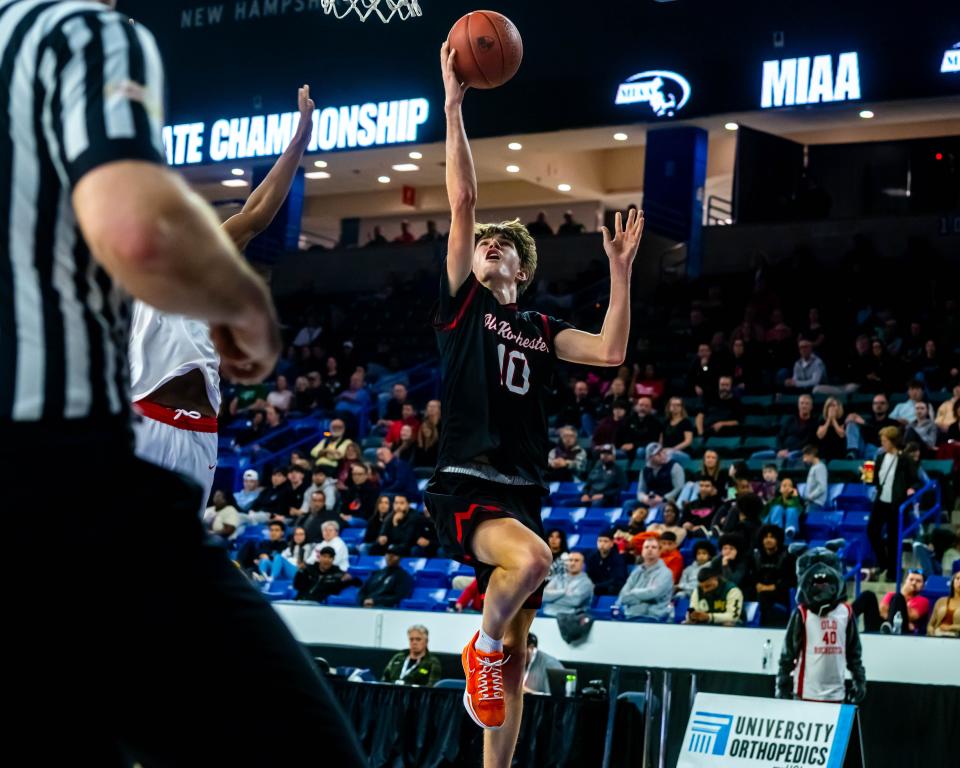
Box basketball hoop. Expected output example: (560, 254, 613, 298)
(321, 0, 422, 23)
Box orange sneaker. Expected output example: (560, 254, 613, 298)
(461, 631, 508, 730)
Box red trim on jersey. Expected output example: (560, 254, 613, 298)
(538, 313, 553, 349)
(797, 604, 808, 700)
(134, 400, 218, 433)
(439, 278, 480, 331)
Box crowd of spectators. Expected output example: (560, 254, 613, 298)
(211, 242, 958, 635)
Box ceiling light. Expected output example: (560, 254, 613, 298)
(508, 142, 522, 151)
(558, 183, 572, 192)
(613, 132, 628, 141)
(408, 151, 423, 160)
(859, 109, 874, 119)
(314, 160, 328, 168)
(230, 168, 244, 176)
(221, 179, 249, 188)
(305, 171, 330, 179)
(378, 175, 391, 184)
(724, 122, 739, 131)
(391, 163, 420, 172)
(505, 164, 520, 173)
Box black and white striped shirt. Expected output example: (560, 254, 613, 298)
(0, 0, 164, 424)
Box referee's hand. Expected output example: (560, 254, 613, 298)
(211, 310, 281, 385)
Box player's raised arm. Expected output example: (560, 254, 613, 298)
(442, 42, 476, 296)
(554, 209, 644, 367)
(222, 85, 316, 252)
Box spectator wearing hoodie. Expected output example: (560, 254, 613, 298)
(615, 538, 674, 621)
(711, 533, 750, 593)
(719, 492, 764, 549)
(753, 525, 794, 627)
(293, 546, 357, 603)
(658, 531, 684, 583)
(686, 565, 744, 626)
(542, 552, 594, 617)
(586, 530, 629, 596)
(677, 540, 716, 599)
(369, 494, 417, 556)
(681, 475, 723, 538)
(359, 546, 414, 608)
(299, 466, 339, 514)
(580, 446, 628, 506)
(636, 443, 685, 519)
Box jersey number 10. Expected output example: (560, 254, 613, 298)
(497, 344, 530, 395)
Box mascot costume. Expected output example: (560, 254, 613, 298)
(776, 545, 866, 704)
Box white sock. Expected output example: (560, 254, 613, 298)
(475, 628, 503, 654)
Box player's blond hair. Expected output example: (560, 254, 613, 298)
(475, 219, 538, 295)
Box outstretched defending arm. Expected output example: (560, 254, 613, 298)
(221, 85, 316, 251)
(554, 209, 644, 366)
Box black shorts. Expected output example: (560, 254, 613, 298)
(2, 425, 366, 766)
(424, 471, 547, 609)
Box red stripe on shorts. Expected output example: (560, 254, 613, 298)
(134, 400, 218, 433)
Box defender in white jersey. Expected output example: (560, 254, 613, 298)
(131, 86, 316, 510)
(777, 547, 866, 704)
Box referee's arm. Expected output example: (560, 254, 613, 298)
(57, 11, 278, 383)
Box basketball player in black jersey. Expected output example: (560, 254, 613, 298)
(428, 42, 644, 766)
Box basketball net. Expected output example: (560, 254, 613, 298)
(321, 0, 422, 23)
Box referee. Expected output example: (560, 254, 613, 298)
(0, 1, 364, 764)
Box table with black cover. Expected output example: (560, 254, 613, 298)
(329, 677, 607, 768)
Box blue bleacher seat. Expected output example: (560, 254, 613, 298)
(541, 506, 579, 534)
(340, 528, 364, 549)
(573, 533, 598, 553)
(578, 507, 620, 534)
(399, 557, 427, 575)
(350, 555, 384, 581)
(550, 482, 583, 504)
(839, 509, 871, 538)
(804, 511, 843, 540)
(744, 602, 760, 627)
(674, 597, 690, 623)
(591, 595, 618, 620)
(921, 575, 949, 603)
(450, 562, 475, 581)
(400, 588, 448, 611)
(835, 483, 873, 511)
(416, 558, 455, 588)
(327, 586, 360, 606)
(261, 580, 296, 601)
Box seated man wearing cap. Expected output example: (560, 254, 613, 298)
(358, 545, 414, 608)
(522, 633, 563, 694)
(580, 446, 628, 507)
(293, 545, 357, 603)
(586, 529, 628, 596)
(234, 470, 263, 513)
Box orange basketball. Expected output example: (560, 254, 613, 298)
(447, 10, 523, 90)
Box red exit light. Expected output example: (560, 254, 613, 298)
(935, 152, 943, 160)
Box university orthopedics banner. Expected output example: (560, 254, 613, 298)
(679, 693, 863, 768)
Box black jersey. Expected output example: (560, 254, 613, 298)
(433, 266, 573, 488)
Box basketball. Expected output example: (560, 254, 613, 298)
(447, 10, 523, 89)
